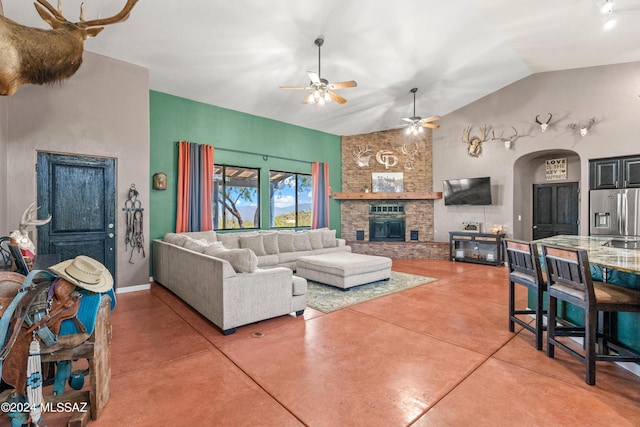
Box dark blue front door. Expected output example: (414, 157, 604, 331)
(37, 152, 117, 283)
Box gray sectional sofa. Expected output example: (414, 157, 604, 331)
(152, 229, 350, 334)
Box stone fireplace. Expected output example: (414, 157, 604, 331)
(337, 129, 449, 259)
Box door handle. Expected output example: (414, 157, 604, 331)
(532, 225, 538, 229)
(108, 233, 114, 238)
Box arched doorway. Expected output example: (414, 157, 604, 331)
(512, 149, 581, 240)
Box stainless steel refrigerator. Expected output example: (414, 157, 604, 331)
(590, 188, 640, 238)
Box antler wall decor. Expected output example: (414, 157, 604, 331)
(568, 118, 596, 136)
(0, 0, 139, 96)
(8, 202, 52, 256)
(462, 125, 488, 157)
(535, 113, 553, 132)
(353, 144, 373, 167)
(491, 127, 520, 150)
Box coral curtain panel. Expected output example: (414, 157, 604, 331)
(311, 162, 330, 229)
(176, 141, 214, 232)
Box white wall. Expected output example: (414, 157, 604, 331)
(433, 61, 640, 242)
(5, 52, 150, 289)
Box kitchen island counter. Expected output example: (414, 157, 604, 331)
(533, 235, 640, 275)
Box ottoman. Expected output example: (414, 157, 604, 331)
(296, 252, 392, 289)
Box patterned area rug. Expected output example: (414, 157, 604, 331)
(305, 271, 438, 313)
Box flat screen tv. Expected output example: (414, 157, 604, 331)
(443, 177, 492, 206)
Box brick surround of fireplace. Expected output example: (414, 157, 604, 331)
(339, 129, 448, 259)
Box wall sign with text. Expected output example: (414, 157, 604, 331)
(545, 158, 567, 181)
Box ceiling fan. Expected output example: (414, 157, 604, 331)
(402, 88, 440, 134)
(280, 37, 357, 105)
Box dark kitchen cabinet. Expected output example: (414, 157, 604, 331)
(590, 155, 640, 189)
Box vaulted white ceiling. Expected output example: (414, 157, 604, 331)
(5, 0, 640, 136)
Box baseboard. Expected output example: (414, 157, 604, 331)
(116, 283, 151, 294)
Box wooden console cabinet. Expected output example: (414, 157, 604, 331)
(449, 231, 505, 266)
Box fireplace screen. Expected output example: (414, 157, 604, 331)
(369, 218, 406, 242)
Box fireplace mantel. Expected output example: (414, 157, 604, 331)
(333, 192, 442, 200)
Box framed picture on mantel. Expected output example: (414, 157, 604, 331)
(372, 172, 403, 193)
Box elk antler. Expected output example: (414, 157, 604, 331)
(353, 144, 372, 156)
(462, 126, 472, 143)
(35, 0, 138, 30)
(478, 125, 487, 142)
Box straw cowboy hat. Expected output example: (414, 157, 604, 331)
(49, 255, 113, 293)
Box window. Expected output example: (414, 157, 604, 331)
(269, 171, 312, 228)
(213, 165, 259, 229)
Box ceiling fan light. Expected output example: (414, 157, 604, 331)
(604, 15, 617, 30)
(308, 96, 316, 104)
(324, 91, 331, 102)
(600, 0, 614, 14)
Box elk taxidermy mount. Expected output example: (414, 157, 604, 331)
(462, 125, 488, 157)
(0, 0, 138, 96)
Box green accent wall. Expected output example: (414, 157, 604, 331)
(149, 91, 342, 241)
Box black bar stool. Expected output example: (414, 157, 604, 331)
(504, 239, 547, 350)
(542, 244, 640, 385)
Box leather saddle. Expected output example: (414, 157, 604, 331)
(0, 270, 85, 395)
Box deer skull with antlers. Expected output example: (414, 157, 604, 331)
(491, 127, 520, 150)
(0, 0, 138, 96)
(568, 118, 596, 137)
(8, 202, 52, 257)
(462, 125, 487, 157)
(535, 113, 553, 132)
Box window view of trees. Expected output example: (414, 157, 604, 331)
(213, 165, 259, 229)
(270, 171, 312, 228)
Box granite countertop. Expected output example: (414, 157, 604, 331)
(533, 235, 640, 274)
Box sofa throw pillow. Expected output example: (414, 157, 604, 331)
(278, 233, 295, 253)
(293, 232, 312, 251)
(308, 230, 324, 249)
(217, 233, 241, 249)
(182, 230, 217, 244)
(163, 233, 189, 247)
(261, 232, 280, 255)
(239, 234, 267, 257)
(204, 245, 258, 273)
(183, 238, 209, 253)
(321, 229, 337, 248)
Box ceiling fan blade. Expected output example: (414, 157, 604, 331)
(329, 80, 357, 89)
(328, 90, 347, 104)
(421, 122, 440, 129)
(401, 118, 415, 124)
(307, 71, 321, 85)
(420, 115, 441, 123)
(280, 85, 311, 90)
